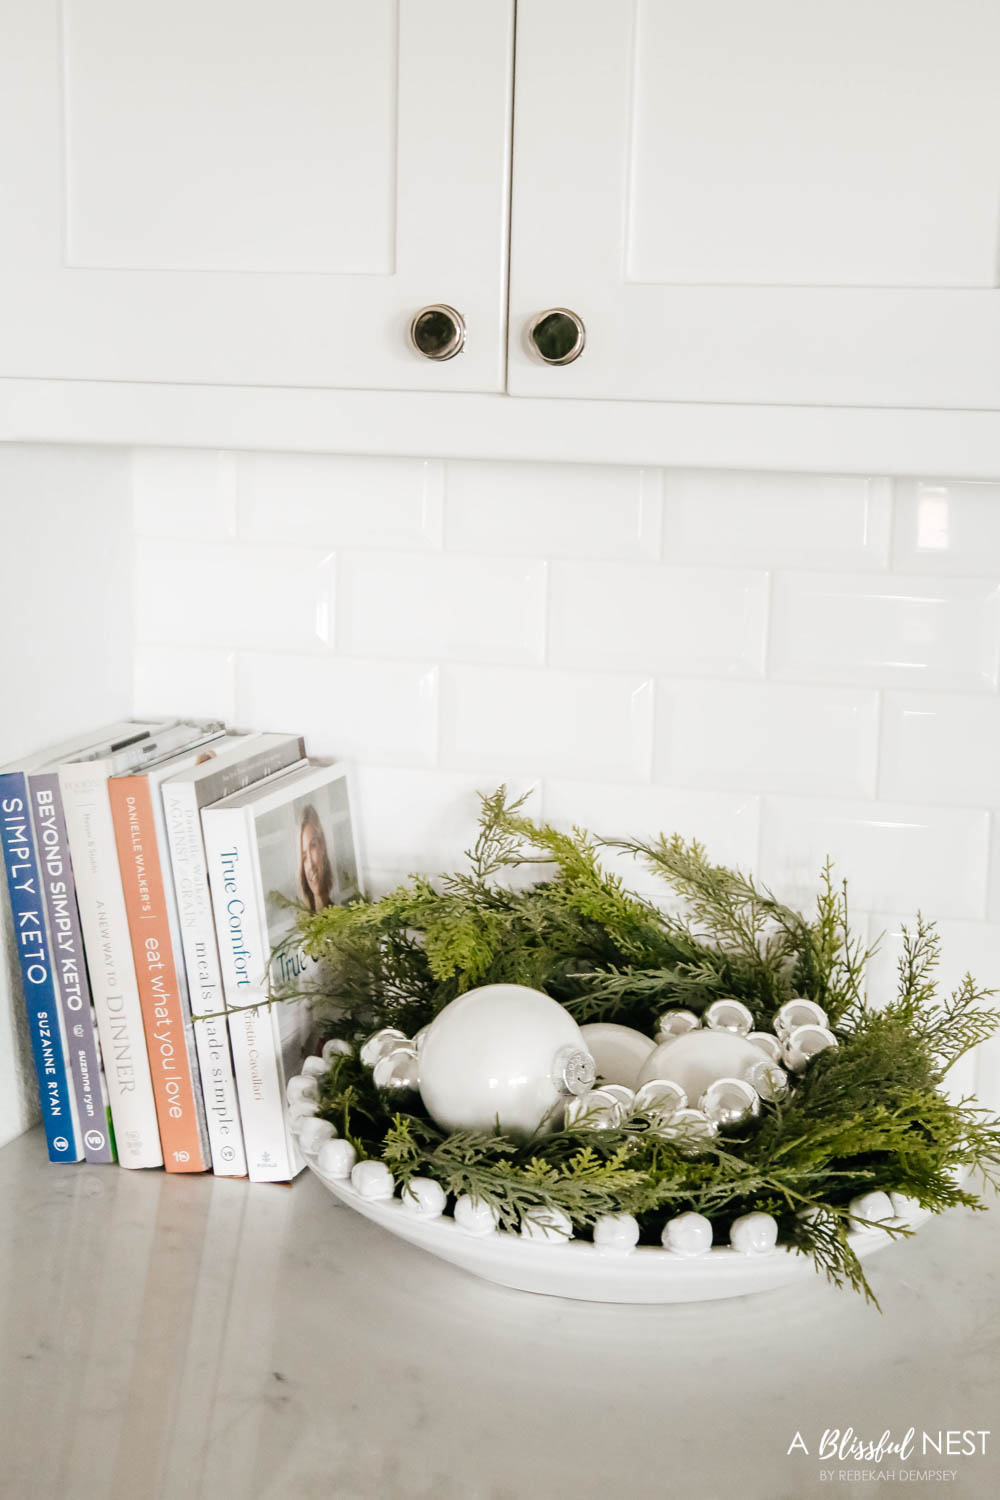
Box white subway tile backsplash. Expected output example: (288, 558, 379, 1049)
(237, 452, 443, 550)
(354, 767, 538, 876)
(759, 797, 989, 920)
(444, 461, 662, 561)
(664, 471, 891, 570)
(988, 818, 1000, 923)
(866, 914, 1000, 1009)
(135, 537, 336, 651)
(654, 681, 879, 797)
(548, 563, 767, 677)
(866, 913, 1000, 1109)
(132, 448, 237, 540)
(133, 644, 236, 723)
(893, 479, 1000, 576)
(339, 552, 547, 664)
(124, 450, 1000, 963)
(879, 692, 1000, 807)
(235, 652, 439, 765)
(770, 572, 1000, 690)
(541, 780, 759, 893)
(440, 666, 654, 782)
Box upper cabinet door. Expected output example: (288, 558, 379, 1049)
(0, 1, 512, 391)
(508, 1, 1000, 408)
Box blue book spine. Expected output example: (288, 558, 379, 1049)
(0, 771, 81, 1162)
(29, 772, 117, 1164)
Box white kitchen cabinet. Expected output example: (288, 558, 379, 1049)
(507, 0, 1000, 410)
(0, 0, 513, 392)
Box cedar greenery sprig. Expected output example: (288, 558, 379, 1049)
(296, 786, 1000, 1300)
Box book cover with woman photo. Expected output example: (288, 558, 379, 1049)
(203, 761, 362, 1182)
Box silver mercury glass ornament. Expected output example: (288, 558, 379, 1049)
(565, 1086, 625, 1130)
(782, 1023, 838, 1073)
(747, 1031, 783, 1062)
(774, 998, 829, 1039)
(633, 1079, 688, 1119)
(703, 998, 754, 1035)
(743, 1055, 789, 1102)
(655, 1009, 701, 1041)
(664, 1107, 718, 1155)
(360, 1027, 410, 1069)
(598, 1083, 635, 1114)
(372, 1045, 421, 1094)
(700, 1076, 761, 1129)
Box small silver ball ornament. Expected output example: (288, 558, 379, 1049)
(703, 998, 754, 1035)
(700, 1077, 760, 1129)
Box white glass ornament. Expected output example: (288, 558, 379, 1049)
(412, 1025, 430, 1053)
(401, 1177, 447, 1218)
(350, 1160, 395, 1200)
(700, 1077, 760, 1129)
(637, 1029, 766, 1102)
(286, 1074, 318, 1106)
(743, 1056, 789, 1102)
(747, 1031, 783, 1062)
(318, 1138, 357, 1179)
(579, 1022, 656, 1089)
(655, 1009, 701, 1041)
(520, 1207, 573, 1243)
(372, 1047, 421, 1094)
(730, 1212, 779, 1256)
(453, 1194, 500, 1237)
(298, 1116, 336, 1154)
(593, 1214, 640, 1255)
(703, 998, 754, 1035)
(633, 1079, 687, 1117)
(418, 984, 596, 1139)
(300, 1056, 326, 1080)
(774, 998, 828, 1038)
(360, 1028, 410, 1069)
(662, 1211, 713, 1257)
(782, 1023, 838, 1073)
(848, 1191, 894, 1230)
(564, 1087, 625, 1130)
(322, 1038, 353, 1063)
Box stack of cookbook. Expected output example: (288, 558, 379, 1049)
(0, 720, 362, 1182)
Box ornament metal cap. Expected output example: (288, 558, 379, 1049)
(554, 1046, 597, 1097)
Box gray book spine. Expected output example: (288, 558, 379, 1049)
(29, 772, 116, 1164)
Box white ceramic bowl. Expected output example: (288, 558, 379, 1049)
(294, 1055, 930, 1303)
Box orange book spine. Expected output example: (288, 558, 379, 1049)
(110, 776, 208, 1172)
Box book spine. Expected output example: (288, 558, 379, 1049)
(58, 760, 162, 1169)
(0, 772, 81, 1162)
(162, 780, 246, 1176)
(203, 807, 297, 1182)
(28, 772, 116, 1164)
(109, 776, 209, 1172)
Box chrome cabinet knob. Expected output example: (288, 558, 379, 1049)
(528, 308, 586, 365)
(410, 304, 466, 361)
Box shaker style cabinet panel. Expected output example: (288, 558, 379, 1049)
(507, 0, 1000, 408)
(0, 0, 513, 391)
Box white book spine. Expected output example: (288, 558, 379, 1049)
(162, 780, 247, 1177)
(203, 806, 298, 1182)
(58, 759, 162, 1168)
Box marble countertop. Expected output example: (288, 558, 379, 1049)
(2, 1129, 1000, 1500)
